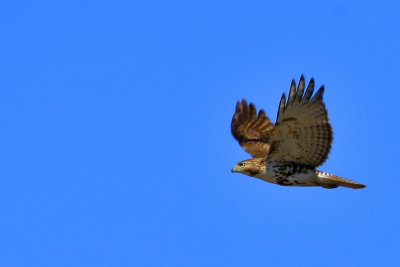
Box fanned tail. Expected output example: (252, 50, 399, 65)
(317, 171, 366, 189)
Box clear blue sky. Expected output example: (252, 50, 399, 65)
(1, 0, 399, 266)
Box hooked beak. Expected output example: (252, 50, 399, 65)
(231, 165, 238, 173)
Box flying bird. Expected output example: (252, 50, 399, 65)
(231, 76, 366, 189)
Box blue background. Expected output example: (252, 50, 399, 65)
(1, 0, 399, 266)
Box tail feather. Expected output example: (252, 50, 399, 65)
(317, 171, 366, 189)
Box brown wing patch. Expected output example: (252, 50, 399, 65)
(268, 76, 333, 167)
(231, 100, 274, 158)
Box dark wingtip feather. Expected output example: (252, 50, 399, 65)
(311, 86, 325, 101)
(296, 75, 306, 101)
(236, 99, 246, 111)
(277, 93, 286, 120)
(288, 79, 297, 105)
(319, 85, 325, 95)
(234, 99, 247, 125)
(303, 79, 315, 100)
(249, 103, 257, 118)
(235, 101, 241, 111)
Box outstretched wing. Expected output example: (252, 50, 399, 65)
(268, 76, 333, 167)
(231, 100, 274, 158)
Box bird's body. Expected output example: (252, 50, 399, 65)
(231, 76, 366, 189)
(248, 159, 319, 187)
(234, 158, 363, 189)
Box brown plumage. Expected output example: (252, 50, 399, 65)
(231, 75, 366, 189)
(231, 100, 274, 158)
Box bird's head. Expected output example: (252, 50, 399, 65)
(231, 158, 266, 177)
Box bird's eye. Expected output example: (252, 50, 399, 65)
(239, 163, 245, 167)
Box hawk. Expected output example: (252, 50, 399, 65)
(231, 76, 366, 189)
